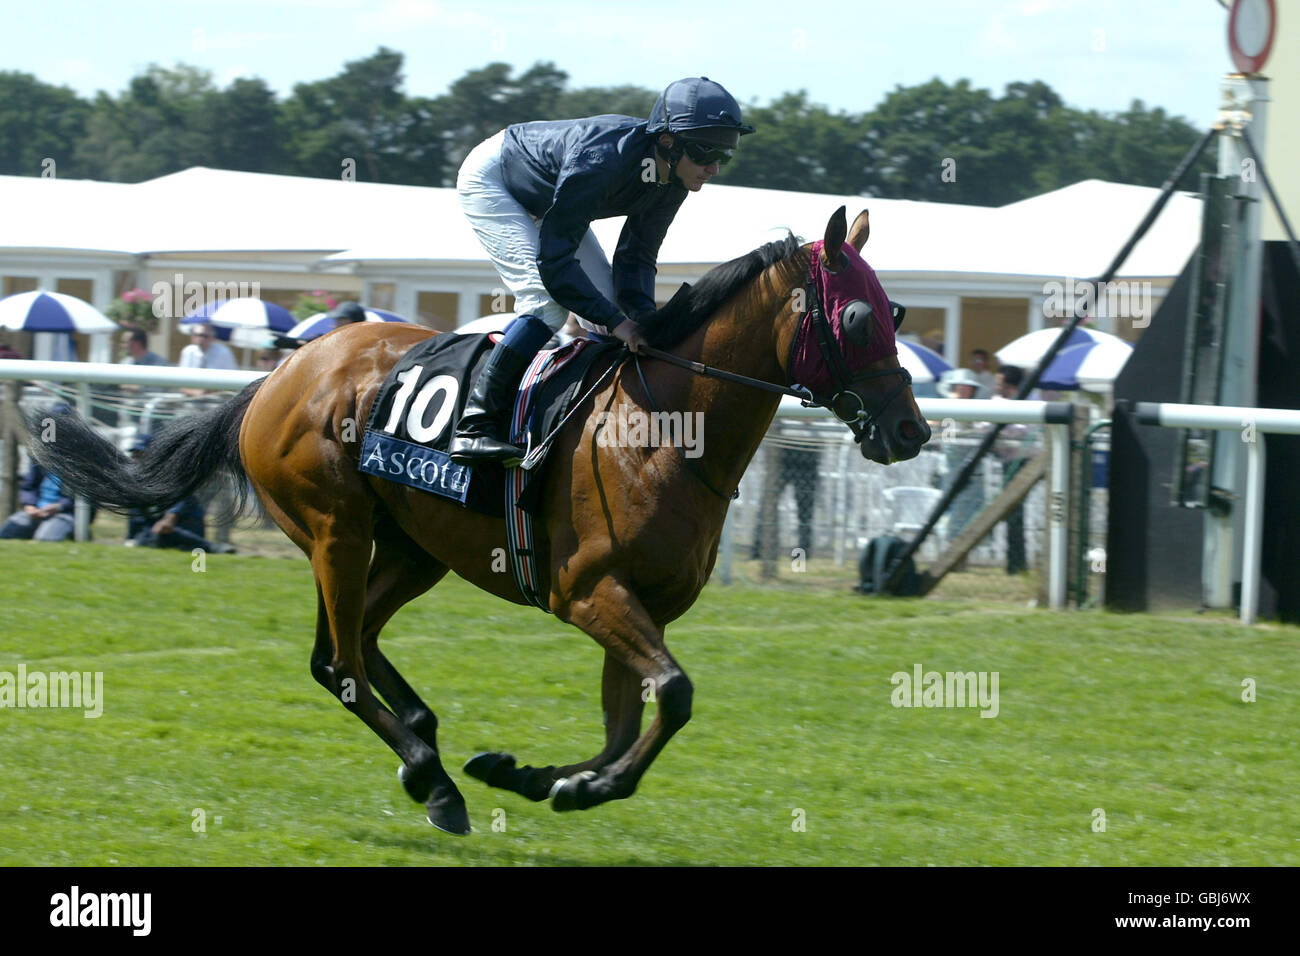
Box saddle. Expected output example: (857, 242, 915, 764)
(359, 331, 619, 519)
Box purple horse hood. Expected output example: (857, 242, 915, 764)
(789, 239, 898, 396)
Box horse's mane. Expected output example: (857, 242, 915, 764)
(646, 233, 807, 349)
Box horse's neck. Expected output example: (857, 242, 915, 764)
(662, 271, 803, 495)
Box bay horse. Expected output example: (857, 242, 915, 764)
(29, 207, 930, 834)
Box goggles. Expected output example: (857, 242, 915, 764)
(679, 139, 733, 167)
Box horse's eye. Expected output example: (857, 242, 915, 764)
(840, 299, 875, 347)
(890, 301, 906, 331)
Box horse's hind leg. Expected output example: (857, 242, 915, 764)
(357, 517, 468, 832)
(465, 650, 646, 801)
(308, 518, 470, 835)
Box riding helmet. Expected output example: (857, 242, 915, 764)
(647, 77, 755, 149)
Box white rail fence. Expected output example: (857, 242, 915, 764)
(727, 396, 1078, 608)
(1134, 401, 1300, 625)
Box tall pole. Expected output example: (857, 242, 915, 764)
(1206, 74, 1268, 608)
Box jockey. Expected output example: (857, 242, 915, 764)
(449, 76, 755, 465)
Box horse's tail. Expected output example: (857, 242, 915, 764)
(24, 379, 265, 517)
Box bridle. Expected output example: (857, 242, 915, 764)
(624, 253, 914, 499)
(792, 270, 913, 446)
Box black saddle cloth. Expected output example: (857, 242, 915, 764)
(359, 332, 620, 517)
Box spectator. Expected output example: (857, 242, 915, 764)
(996, 361, 1042, 401)
(119, 329, 168, 366)
(992, 366, 1035, 575)
(751, 432, 820, 566)
(921, 328, 945, 359)
(0, 460, 76, 542)
(178, 323, 236, 370)
(255, 349, 286, 372)
(935, 368, 988, 545)
(124, 435, 235, 553)
(326, 301, 367, 325)
(275, 301, 367, 350)
(0, 338, 23, 360)
(968, 349, 997, 396)
(937, 367, 990, 401)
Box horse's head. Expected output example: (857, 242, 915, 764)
(787, 207, 931, 464)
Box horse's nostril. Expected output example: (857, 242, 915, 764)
(896, 418, 931, 446)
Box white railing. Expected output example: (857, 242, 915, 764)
(0, 360, 266, 540)
(0, 359, 264, 391)
(1135, 401, 1300, 625)
(721, 396, 1077, 607)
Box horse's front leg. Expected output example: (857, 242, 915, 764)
(511, 574, 691, 811)
(552, 576, 691, 810)
(465, 649, 646, 801)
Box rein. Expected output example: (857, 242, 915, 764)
(525, 255, 915, 501)
(628, 263, 914, 499)
(635, 345, 814, 402)
(631, 352, 739, 501)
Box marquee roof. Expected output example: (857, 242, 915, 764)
(0, 167, 1201, 280)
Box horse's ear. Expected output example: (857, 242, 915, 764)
(847, 209, 870, 252)
(823, 206, 848, 271)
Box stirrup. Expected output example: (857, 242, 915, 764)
(448, 433, 525, 466)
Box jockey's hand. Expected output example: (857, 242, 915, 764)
(613, 319, 648, 354)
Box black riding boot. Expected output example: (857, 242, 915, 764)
(448, 342, 531, 465)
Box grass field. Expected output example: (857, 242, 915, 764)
(1, 540, 1297, 866)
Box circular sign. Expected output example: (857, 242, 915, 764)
(1228, 0, 1275, 74)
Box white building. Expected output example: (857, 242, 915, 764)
(0, 167, 1201, 366)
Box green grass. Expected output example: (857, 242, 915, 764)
(0, 541, 1296, 866)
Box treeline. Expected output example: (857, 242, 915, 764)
(0, 48, 1213, 206)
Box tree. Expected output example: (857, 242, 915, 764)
(433, 61, 569, 177)
(862, 78, 1003, 204)
(720, 90, 868, 194)
(281, 47, 415, 182)
(74, 65, 220, 181)
(204, 77, 285, 174)
(0, 72, 91, 178)
(0, 55, 1215, 200)
(552, 84, 658, 120)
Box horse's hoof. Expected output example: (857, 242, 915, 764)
(426, 791, 471, 836)
(464, 751, 515, 787)
(398, 762, 434, 804)
(549, 770, 598, 812)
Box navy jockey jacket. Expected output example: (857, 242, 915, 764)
(499, 115, 688, 330)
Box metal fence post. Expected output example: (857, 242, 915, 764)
(74, 381, 91, 542)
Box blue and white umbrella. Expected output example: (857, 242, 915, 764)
(180, 298, 296, 349)
(0, 291, 117, 333)
(995, 326, 1128, 372)
(1037, 337, 1133, 392)
(895, 339, 952, 385)
(284, 308, 411, 342)
(179, 301, 234, 341)
(207, 298, 296, 334)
